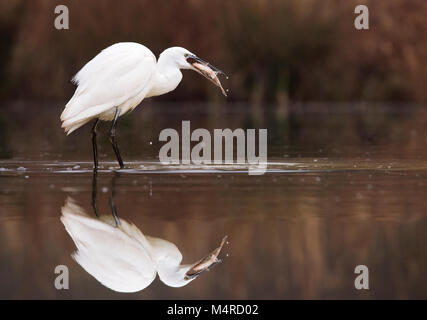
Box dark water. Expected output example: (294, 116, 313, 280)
(1, 102, 427, 299)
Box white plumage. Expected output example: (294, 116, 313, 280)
(61, 43, 157, 134)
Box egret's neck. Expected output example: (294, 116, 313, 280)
(157, 264, 193, 288)
(147, 56, 183, 98)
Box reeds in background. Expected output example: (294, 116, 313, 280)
(1, 0, 427, 104)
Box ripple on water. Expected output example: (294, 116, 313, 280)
(1, 159, 427, 175)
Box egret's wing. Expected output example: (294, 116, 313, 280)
(60, 198, 156, 293)
(61, 43, 156, 133)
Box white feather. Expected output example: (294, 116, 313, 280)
(60, 42, 157, 134)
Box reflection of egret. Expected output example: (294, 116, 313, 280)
(60, 173, 227, 292)
(60, 43, 228, 169)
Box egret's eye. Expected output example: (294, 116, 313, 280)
(184, 53, 189, 58)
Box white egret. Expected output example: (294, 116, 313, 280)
(60, 197, 227, 292)
(60, 42, 228, 169)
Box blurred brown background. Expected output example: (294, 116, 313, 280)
(1, 0, 427, 104)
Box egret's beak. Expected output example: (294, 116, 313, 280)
(187, 55, 226, 76)
(187, 55, 228, 97)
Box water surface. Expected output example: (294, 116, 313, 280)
(1, 102, 427, 299)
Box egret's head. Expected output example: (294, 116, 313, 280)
(160, 47, 221, 71)
(160, 47, 228, 96)
(159, 47, 194, 69)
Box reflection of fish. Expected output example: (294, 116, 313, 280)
(185, 236, 228, 280)
(60, 197, 227, 292)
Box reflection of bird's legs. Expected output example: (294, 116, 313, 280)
(91, 118, 99, 170)
(110, 108, 124, 169)
(91, 169, 99, 217)
(91, 169, 121, 226)
(92, 170, 99, 218)
(110, 172, 121, 227)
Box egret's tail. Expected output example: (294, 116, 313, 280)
(61, 117, 91, 135)
(60, 99, 112, 135)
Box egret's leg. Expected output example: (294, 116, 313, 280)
(91, 118, 100, 170)
(109, 172, 121, 227)
(91, 169, 99, 217)
(110, 108, 124, 169)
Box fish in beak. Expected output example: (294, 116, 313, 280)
(187, 55, 228, 97)
(185, 235, 228, 280)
